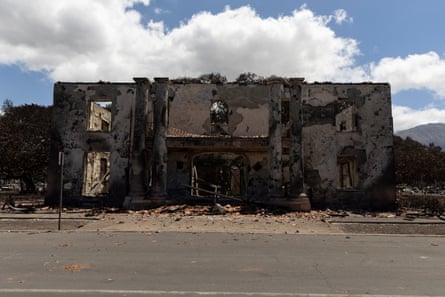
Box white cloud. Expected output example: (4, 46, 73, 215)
(154, 7, 170, 15)
(370, 52, 445, 98)
(334, 9, 353, 24)
(165, 6, 364, 81)
(392, 105, 445, 131)
(322, 9, 353, 25)
(4, 0, 445, 131)
(2, 0, 445, 100)
(299, 4, 352, 26)
(0, 1, 363, 82)
(0, 0, 151, 77)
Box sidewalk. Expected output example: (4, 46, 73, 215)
(328, 212, 445, 235)
(0, 210, 95, 232)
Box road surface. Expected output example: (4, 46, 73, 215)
(1, 231, 444, 296)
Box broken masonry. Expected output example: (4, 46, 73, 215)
(46, 77, 395, 210)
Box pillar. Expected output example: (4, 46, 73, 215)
(268, 83, 283, 198)
(289, 80, 304, 196)
(125, 78, 149, 201)
(288, 79, 310, 211)
(150, 77, 169, 201)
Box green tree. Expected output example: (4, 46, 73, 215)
(394, 136, 445, 186)
(235, 72, 264, 84)
(0, 103, 52, 192)
(198, 72, 227, 84)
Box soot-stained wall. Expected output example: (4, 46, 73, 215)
(48, 78, 395, 210)
(301, 83, 394, 209)
(47, 80, 149, 207)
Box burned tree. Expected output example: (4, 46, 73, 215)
(0, 103, 52, 192)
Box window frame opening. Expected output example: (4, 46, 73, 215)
(210, 100, 229, 135)
(82, 152, 111, 196)
(335, 98, 356, 132)
(88, 99, 112, 132)
(338, 159, 356, 189)
(337, 147, 359, 190)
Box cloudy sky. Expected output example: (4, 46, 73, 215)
(1, 0, 445, 131)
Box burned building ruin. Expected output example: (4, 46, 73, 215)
(47, 77, 395, 210)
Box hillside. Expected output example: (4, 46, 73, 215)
(396, 123, 445, 149)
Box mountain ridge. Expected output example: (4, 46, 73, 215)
(396, 123, 445, 149)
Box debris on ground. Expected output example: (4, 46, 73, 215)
(63, 264, 91, 272)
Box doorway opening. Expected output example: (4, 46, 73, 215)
(82, 152, 110, 196)
(191, 153, 246, 197)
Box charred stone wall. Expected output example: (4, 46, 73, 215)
(168, 83, 270, 137)
(47, 80, 149, 207)
(301, 83, 395, 209)
(48, 77, 395, 210)
(145, 82, 273, 205)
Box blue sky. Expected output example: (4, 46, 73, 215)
(1, 0, 445, 131)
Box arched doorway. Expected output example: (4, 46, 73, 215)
(191, 153, 246, 197)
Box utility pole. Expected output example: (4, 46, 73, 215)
(58, 150, 64, 231)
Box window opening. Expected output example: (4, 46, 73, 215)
(336, 99, 356, 132)
(281, 100, 290, 125)
(83, 152, 110, 196)
(338, 160, 354, 189)
(88, 100, 112, 132)
(337, 147, 358, 189)
(210, 100, 229, 135)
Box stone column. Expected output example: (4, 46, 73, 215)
(150, 77, 169, 202)
(289, 80, 304, 195)
(124, 78, 149, 206)
(268, 83, 283, 198)
(288, 79, 310, 211)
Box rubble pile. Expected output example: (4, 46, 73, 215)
(123, 204, 336, 222)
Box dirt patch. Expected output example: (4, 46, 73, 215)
(63, 263, 91, 272)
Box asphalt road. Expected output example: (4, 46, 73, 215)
(1, 232, 444, 297)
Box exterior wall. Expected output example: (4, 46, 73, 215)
(301, 83, 395, 209)
(47, 81, 148, 207)
(47, 78, 395, 210)
(168, 83, 270, 136)
(158, 82, 273, 206)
